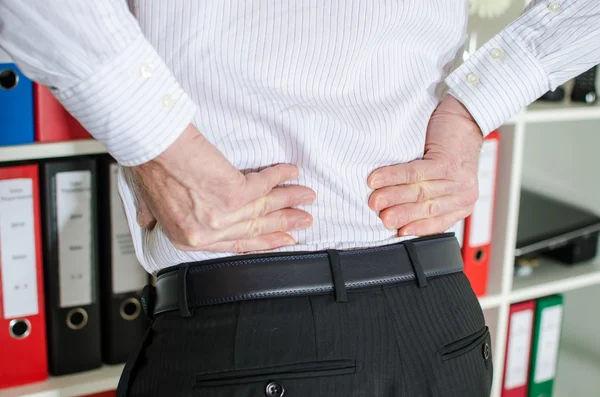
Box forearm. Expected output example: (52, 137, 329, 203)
(445, 0, 600, 136)
(0, 0, 197, 166)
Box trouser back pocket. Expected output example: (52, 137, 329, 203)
(195, 359, 356, 387)
(433, 326, 493, 397)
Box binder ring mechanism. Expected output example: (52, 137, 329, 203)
(66, 308, 89, 331)
(9, 318, 31, 340)
(120, 297, 142, 321)
(0, 68, 18, 91)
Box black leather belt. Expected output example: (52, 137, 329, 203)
(150, 233, 463, 317)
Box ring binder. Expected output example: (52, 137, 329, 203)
(0, 164, 48, 388)
(98, 156, 150, 364)
(41, 157, 102, 376)
(0, 63, 35, 146)
(461, 130, 500, 296)
(34, 84, 91, 142)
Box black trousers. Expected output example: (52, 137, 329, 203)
(122, 270, 493, 397)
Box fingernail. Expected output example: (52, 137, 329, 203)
(295, 217, 312, 229)
(300, 194, 316, 205)
(399, 228, 412, 236)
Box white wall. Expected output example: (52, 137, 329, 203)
(522, 119, 600, 212)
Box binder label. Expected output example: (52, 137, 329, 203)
(534, 305, 563, 383)
(469, 139, 498, 247)
(110, 163, 147, 294)
(0, 179, 39, 318)
(505, 309, 534, 389)
(56, 171, 93, 308)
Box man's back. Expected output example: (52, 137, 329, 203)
(125, 0, 469, 271)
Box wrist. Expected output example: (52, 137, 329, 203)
(444, 95, 476, 122)
(157, 124, 208, 161)
(130, 124, 207, 172)
(441, 95, 483, 137)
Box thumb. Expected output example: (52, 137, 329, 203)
(136, 193, 157, 229)
(127, 170, 157, 229)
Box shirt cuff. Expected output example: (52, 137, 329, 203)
(53, 34, 198, 166)
(445, 32, 550, 135)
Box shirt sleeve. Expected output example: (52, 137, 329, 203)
(0, 0, 198, 166)
(445, 0, 600, 135)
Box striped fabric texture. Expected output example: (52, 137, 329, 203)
(1, 0, 599, 272)
(127, 272, 490, 396)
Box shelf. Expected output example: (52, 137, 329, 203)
(0, 365, 122, 397)
(510, 256, 600, 303)
(0, 139, 106, 163)
(478, 294, 503, 310)
(524, 101, 600, 124)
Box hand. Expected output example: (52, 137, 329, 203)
(126, 124, 316, 253)
(367, 95, 484, 236)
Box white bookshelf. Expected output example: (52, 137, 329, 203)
(511, 257, 600, 303)
(0, 365, 123, 397)
(0, 101, 599, 397)
(0, 139, 106, 163)
(524, 101, 600, 124)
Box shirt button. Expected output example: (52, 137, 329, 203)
(265, 381, 284, 397)
(162, 94, 174, 108)
(467, 73, 480, 85)
(548, 2, 561, 12)
(140, 64, 153, 78)
(490, 48, 503, 60)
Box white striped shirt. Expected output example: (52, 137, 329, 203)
(1, 0, 599, 273)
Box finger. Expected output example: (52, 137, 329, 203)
(243, 164, 300, 202)
(224, 185, 316, 226)
(137, 197, 157, 229)
(379, 195, 461, 230)
(200, 232, 298, 253)
(397, 210, 471, 237)
(369, 180, 457, 211)
(218, 208, 313, 241)
(368, 159, 447, 189)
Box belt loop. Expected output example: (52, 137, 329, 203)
(140, 284, 156, 320)
(327, 250, 348, 302)
(404, 240, 428, 288)
(178, 265, 193, 317)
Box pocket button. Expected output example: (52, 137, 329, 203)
(482, 342, 491, 360)
(266, 381, 285, 397)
